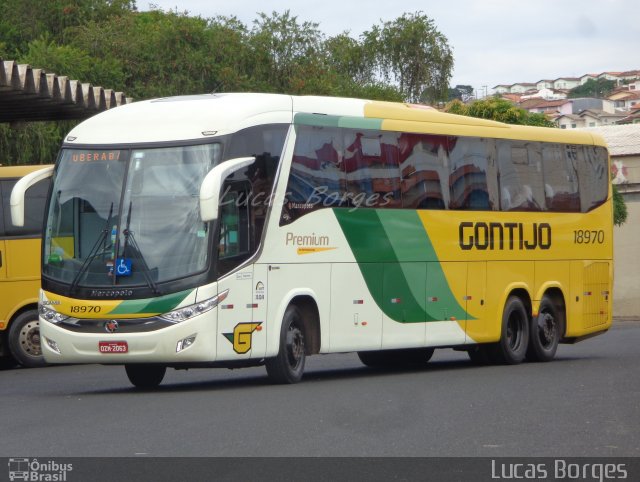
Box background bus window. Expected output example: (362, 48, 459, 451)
(282, 125, 345, 225)
(1, 177, 50, 237)
(542, 143, 580, 211)
(578, 145, 609, 212)
(343, 130, 401, 208)
(497, 140, 545, 211)
(449, 137, 497, 210)
(399, 133, 449, 209)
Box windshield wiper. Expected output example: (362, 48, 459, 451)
(120, 201, 159, 294)
(69, 202, 113, 295)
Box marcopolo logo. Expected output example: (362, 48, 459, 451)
(8, 458, 73, 481)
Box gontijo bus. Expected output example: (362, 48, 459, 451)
(11, 93, 612, 388)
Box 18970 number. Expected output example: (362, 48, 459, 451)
(573, 230, 605, 244)
(70, 305, 102, 314)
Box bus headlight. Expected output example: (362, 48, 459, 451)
(39, 304, 70, 324)
(159, 290, 228, 323)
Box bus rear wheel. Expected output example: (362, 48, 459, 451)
(358, 348, 434, 369)
(265, 305, 306, 384)
(489, 296, 530, 365)
(8, 310, 46, 368)
(125, 364, 166, 388)
(527, 295, 563, 362)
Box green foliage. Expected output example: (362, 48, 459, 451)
(363, 12, 453, 103)
(612, 184, 628, 227)
(444, 97, 556, 127)
(0, 4, 455, 164)
(448, 85, 474, 102)
(0, 121, 75, 166)
(568, 78, 616, 99)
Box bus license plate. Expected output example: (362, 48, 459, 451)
(99, 341, 128, 353)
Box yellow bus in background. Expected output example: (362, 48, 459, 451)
(0, 165, 51, 367)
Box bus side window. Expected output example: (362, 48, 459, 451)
(497, 140, 545, 211)
(217, 183, 251, 276)
(542, 143, 579, 211)
(399, 133, 449, 209)
(343, 130, 401, 208)
(578, 145, 609, 212)
(449, 137, 497, 211)
(281, 125, 345, 225)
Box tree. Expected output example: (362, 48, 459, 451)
(444, 97, 555, 127)
(613, 185, 628, 227)
(448, 84, 474, 102)
(568, 78, 615, 99)
(249, 11, 326, 94)
(363, 12, 453, 104)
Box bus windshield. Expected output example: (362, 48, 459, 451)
(43, 144, 222, 290)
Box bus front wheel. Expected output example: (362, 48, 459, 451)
(489, 296, 530, 364)
(8, 310, 46, 368)
(125, 364, 166, 388)
(265, 305, 306, 384)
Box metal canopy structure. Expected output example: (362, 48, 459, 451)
(0, 59, 132, 123)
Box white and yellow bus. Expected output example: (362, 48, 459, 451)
(1, 165, 51, 368)
(11, 94, 612, 387)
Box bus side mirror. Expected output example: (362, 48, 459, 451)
(199, 157, 255, 222)
(10, 166, 54, 227)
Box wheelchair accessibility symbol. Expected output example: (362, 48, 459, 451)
(115, 258, 132, 277)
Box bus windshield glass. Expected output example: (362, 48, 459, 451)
(43, 144, 222, 289)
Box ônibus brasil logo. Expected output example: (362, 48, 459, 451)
(8, 458, 73, 481)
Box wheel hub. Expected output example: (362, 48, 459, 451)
(19, 321, 42, 357)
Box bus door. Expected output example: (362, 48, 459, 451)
(215, 182, 264, 360)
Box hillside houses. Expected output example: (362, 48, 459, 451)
(492, 70, 640, 128)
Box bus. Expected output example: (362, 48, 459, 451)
(1, 165, 51, 368)
(10, 93, 612, 387)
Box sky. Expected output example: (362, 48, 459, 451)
(141, 0, 638, 97)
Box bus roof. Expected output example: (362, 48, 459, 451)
(63, 93, 606, 148)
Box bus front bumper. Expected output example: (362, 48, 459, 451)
(39, 314, 219, 364)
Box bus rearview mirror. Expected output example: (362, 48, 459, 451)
(199, 157, 255, 222)
(10, 166, 54, 227)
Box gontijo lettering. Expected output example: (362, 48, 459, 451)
(459, 222, 551, 250)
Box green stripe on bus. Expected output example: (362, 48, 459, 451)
(294, 113, 383, 130)
(334, 208, 469, 323)
(110, 289, 192, 315)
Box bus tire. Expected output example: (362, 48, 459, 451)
(125, 364, 166, 388)
(265, 305, 306, 384)
(527, 295, 563, 362)
(8, 310, 46, 368)
(489, 296, 530, 365)
(357, 348, 434, 368)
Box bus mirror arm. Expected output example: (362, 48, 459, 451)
(199, 157, 255, 222)
(10, 166, 54, 227)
